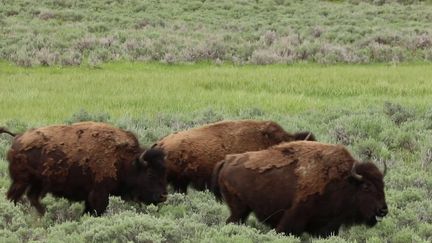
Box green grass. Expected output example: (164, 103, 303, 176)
(1, 62, 432, 124)
(1, 62, 432, 242)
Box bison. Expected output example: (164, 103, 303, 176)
(0, 122, 168, 216)
(212, 141, 388, 237)
(152, 119, 315, 193)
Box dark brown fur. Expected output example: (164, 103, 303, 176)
(5, 122, 168, 216)
(152, 119, 316, 193)
(214, 141, 388, 237)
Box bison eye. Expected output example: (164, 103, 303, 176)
(361, 183, 369, 191)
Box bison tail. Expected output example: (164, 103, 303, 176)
(0, 127, 16, 137)
(211, 160, 225, 202)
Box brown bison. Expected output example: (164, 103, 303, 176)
(212, 141, 388, 237)
(1, 122, 168, 216)
(152, 119, 315, 193)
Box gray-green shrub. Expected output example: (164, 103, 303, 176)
(1, 0, 432, 66)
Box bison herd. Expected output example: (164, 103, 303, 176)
(0, 119, 388, 237)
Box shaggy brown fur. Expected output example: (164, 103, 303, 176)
(213, 141, 388, 237)
(152, 119, 316, 193)
(13, 122, 140, 182)
(4, 122, 168, 216)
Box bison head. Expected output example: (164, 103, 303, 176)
(350, 161, 388, 226)
(127, 148, 168, 205)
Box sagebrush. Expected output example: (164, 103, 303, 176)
(1, 0, 432, 66)
(1, 104, 432, 242)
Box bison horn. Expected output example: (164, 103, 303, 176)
(351, 162, 363, 181)
(382, 160, 387, 177)
(304, 132, 312, 141)
(139, 151, 148, 167)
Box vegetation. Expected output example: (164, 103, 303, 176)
(2, 62, 432, 124)
(1, 63, 432, 242)
(1, 0, 432, 66)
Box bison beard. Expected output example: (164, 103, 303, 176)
(153, 119, 316, 193)
(3, 122, 168, 216)
(215, 141, 388, 237)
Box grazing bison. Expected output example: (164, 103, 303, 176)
(213, 141, 388, 237)
(1, 122, 168, 216)
(152, 119, 315, 193)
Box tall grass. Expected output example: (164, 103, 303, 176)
(1, 62, 432, 124)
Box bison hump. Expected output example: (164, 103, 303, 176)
(284, 141, 355, 202)
(231, 141, 356, 202)
(16, 122, 140, 182)
(229, 149, 294, 173)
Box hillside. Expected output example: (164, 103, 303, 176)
(1, 0, 432, 66)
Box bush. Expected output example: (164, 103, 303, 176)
(64, 109, 111, 124)
(35, 48, 59, 66)
(1, 105, 432, 242)
(421, 147, 432, 170)
(60, 50, 82, 66)
(354, 138, 390, 160)
(3, 0, 432, 66)
(315, 43, 352, 64)
(330, 124, 352, 145)
(384, 102, 414, 125)
(250, 49, 280, 65)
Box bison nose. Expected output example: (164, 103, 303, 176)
(378, 205, 388, 217)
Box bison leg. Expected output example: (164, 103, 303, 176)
(226, 205, 251, 224)
(26, 184, 46, 215)
(314, 225, 339, 238)
(6, 182, 28, 205)
(173, 183, 188, 194)
(84, 189, 109, 216)
(170, 177, 189, 194)
(222, 185, 251, 224)
(275, 208, 306, 236)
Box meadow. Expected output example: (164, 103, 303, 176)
(1, 0, 432, 66)
(1, 0, 432, 241)
(1, 62, 432, 242)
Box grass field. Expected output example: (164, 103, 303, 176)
(1, 63, 432, 242)
(1, 0, 432, 66)
(2, 0, 432, 241)
(1, 62, 432, 124)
